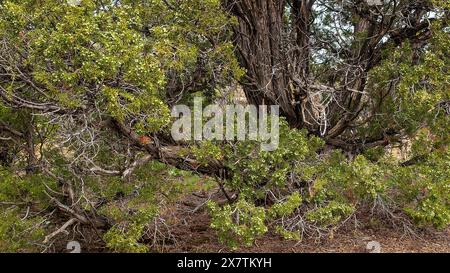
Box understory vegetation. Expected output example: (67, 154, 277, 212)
(0, 0, 448, 252)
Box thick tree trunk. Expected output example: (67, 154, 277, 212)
(226, 0, 302, 127)
(224, 0, 391, 140)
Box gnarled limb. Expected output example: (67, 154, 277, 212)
(110, 119, 229, 179)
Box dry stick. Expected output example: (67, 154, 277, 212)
(218, 179, 233, 203)
(46, 194, 89, 224)
(0, 201, 27, 205)
(111, 119, 227, 178)
(82, 209, 107, 243)
(122, 154, 153, 180)
(43, 218, 77, 244)
(0, 120, 24, 138)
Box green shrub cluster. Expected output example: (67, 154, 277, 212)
(205, 120, 449, 248)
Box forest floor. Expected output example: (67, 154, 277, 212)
(53, 186, 449, 253)
(154, 189, 450, 253)
(161, 209, 450, 253)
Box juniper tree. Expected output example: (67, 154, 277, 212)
(0, 0, 448, 252)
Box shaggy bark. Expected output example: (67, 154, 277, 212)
(224, 0, 437, 144)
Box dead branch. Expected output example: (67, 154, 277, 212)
(43, 218, 77, 244)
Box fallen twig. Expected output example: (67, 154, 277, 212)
(43, 218, 77, 244)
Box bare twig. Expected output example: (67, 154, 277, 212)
(43, 218, 78, 244)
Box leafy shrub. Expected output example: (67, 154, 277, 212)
(391, 150, 450, 229)
(305, 201, 355, 227)
(206, 120, 449, 247)
(207, 199, 267, 249)
(103, 224, 149, 253)
(224, 120, 324, 199)
(0, 208, 45, 252)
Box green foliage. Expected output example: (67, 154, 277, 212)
(103, 224, 149, 253)
(268, 192, 302, 219)
(208, 126, 449, 246)
(225, 119, 324, 199)
(191, 141, 224, 166)
(99, 160, 214, 252)
(0, 168, 55, 252)
(0, 0, 241, 252)
(207, 191, 304, 248)
(367, 23, 450, 141)
(274, 226, 301, 241)
(0, 0, 171, 134)
(0, 0, 448, 253)
(0, 208, 45, 252)
(207, 199, 268, 249)
(0, 167, 57, 206)
(305, 201, 355, 227)
(391, 149, 450, 229)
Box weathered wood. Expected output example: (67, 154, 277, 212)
(111, 119, 229, 179)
